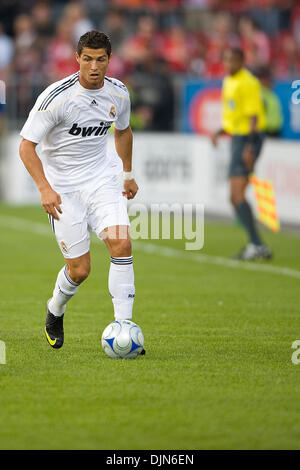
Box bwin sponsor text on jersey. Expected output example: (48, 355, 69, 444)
(68, 121, 113, 137)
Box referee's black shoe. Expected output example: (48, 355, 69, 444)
(45, 302, 64, 349)
(233, 243, 272, 261)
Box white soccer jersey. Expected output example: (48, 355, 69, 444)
(20, 72, 131, 193)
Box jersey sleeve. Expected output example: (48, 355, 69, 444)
(20, 91, 62, 143)
(114, 95, 131, 130)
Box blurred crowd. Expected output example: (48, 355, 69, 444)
(0, 0, 299, 131)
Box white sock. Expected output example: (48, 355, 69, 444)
(48, 266, 80, 316)
(109, 256, 135, 320)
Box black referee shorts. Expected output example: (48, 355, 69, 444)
(229, 133, 265, 178)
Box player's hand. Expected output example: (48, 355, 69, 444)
(242, 144, 255, 172)
(40, 187, 62, 220)
(211, 132, 219, 147)
(122, 179, 139, 200)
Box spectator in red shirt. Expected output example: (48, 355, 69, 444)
(205, 12, 239, 78)
(238, 16, 271, 69)
(46, 19, 78, 82)
(159, 23, 195, 74)
(274, 32, 300, 79)
(120, 15, 161, 71)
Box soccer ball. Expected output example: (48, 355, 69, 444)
(101, 320, 144, 359)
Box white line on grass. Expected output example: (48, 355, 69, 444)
(1, 214, 300, 280)
(133, 241, 300, 280)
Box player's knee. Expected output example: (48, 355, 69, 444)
(230, 191, 243, 207)
(111, 238, 132, 257)
(68, 264, 90, 284)
(230, 192, 237, 206)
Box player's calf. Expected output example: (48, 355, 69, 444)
(48, 265, 82, 316)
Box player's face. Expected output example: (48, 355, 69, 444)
(223, 50, 243, 75)
(76, 47, 111, 89)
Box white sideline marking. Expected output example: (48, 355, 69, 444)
(0, 341, 6, 364)
(1, 214, 300, 280)
(133, 241, 300, 280)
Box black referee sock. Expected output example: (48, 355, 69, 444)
(235, 200, 262, 246)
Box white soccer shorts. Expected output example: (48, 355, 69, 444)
(48, 175, 130, 259)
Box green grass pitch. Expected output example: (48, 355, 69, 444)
(0, 204, 300, 450)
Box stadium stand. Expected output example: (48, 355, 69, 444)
(0, 0, 299, 130)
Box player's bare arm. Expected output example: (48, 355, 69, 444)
(114, 125, 138, 200)
(211, 128, 224, 147)
(243, 115, 258, 171)
(19, 138, 62, 220)
(249, 115, 258, 134)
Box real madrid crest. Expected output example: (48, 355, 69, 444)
(109, 105, 116, 119)
(60, 241, 68, 254)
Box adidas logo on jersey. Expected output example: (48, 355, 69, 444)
(90, 99, 98, 106)
(68, 122, 113, 137)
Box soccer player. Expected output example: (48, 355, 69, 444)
(211, 48, 272, 261)
(19, 30, 144, 351)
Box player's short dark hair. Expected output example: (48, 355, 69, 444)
(77, 30, 111, 56)
(226, 47, 244, 62)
